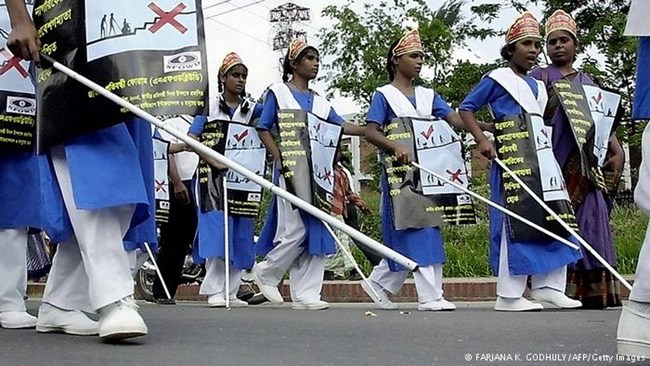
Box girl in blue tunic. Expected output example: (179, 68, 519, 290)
(189, 53, 263, 307)
(459, 12, 583, 312)
(0, 151, 57, 329)
(362, 24, 492, 311)
(253, 39, 365, 310)
(7, 0, 152, 339)
(530, 10, 623, 308)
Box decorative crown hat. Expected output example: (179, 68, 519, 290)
(545, 9, 577, 40)
(288, 38, 315, 61)
(393, 19, 423, 57)
(219, 52, 244, 76)
(505, 11, 543, 45)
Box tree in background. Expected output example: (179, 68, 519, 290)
(318, 0, 498, 109)
(320, 0, 637, 127)
(474, 1, 638, 136)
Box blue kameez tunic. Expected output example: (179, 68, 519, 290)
(459, 71, 582, 276)
(43, 120, 154, 249)
(256, 87, 345, 257)
(367, 88, 454, 271)
(190, 104, 263, 270)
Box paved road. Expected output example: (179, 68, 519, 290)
(1, 301, 646, 366)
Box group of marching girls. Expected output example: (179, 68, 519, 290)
(1, 0, 649, 358)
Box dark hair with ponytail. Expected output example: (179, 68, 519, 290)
(281, 46, 318, 82)
(500, 43, 517, 61)
(385, 39, 400, 81)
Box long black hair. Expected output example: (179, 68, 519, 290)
(281, 46, 318, 82)
(385, 39, 400, 82)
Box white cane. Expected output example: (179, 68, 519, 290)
(223, 176, 231, 309)
(143, 242, 172, 300)
(411, 162, 580, 251)
(494, 158, 633, 291)
(322, 222, 383, 304)
(40, 54, 419, 272)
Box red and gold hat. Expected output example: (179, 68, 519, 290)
(393, 19, 423, 57)
(505, 11, 542, 45)
(288, 38, 315, 61)
(219, 52, 244, 76)
(545, 9, 577, 40)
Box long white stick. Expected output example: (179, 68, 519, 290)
(223, 177, 230, 309)
(494, 158, 632, 291)
(411, 162, 580, 251)
(41, 55, 418, 271)
(143, 242, 172, 300)
(322, 221, 383, 304)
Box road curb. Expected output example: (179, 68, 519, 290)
(27, 276, 634, 303)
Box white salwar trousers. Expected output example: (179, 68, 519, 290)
(0, 228, 28, 312)
(42, 146, 135, 312)
(255, 176, 325, 303)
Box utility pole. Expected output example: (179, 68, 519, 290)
(268, 3, 310, 67)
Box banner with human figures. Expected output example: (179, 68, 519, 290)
(152, 136, 170, 223)
(494, 113, 578, 241)
(33, 0, 208, 151)
(553, 80, 621, 191)
(383, 117, 476, 230)
(0, 2, 36, 151)
(277, 110, 342, 213)
(197, 119, 266, 217)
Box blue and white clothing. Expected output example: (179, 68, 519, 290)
(123, 119, 157, 251)
(367, 84, 453, 272)
(44, 120, 154, 249)
(191, 97, 263, 269)
(459, 68, 582, 276)
(256, 83, 345, 257)
(0, 152, 63, 232)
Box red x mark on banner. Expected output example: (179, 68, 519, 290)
(155, 179, 167, 193)
(323, 168, 333, 184)
(148, 2, 188, 34)
(0, 49, 29, 78)
(446, 168, 464, 184)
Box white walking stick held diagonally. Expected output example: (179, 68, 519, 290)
(39, 54, 419, 272)
(322, 222, 384, 305)
(223, 177, 231, 309)
(493, 158, 632, 291)
(411, 162, 580, 251)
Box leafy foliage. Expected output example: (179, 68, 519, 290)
(318, 0, 496, 108)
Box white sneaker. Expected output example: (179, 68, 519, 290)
(36, 304, 98, 335)
(251, 270, 284, 304)
(227, 299, 248, 308)
(291, 300, 330, 310)
(360, 280, 398, 310)
(418, 298, 456, 311)
(0, 311, 37, 329)
(494, 296, 544, 312)
(530, 288, 582, 309)
(98, 297, 147, 340)
(617, 303, 650, 358)
(207, 294, 226, 308)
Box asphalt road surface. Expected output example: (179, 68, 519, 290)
(1, 301, 647, 366)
